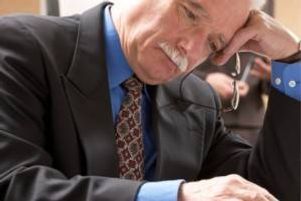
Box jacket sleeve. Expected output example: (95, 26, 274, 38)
(0, 16, 141, 201)
(198, 82, 300, 201)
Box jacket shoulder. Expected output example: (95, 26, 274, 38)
(0, 14, 80, 75)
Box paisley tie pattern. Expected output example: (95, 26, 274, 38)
(115, 76, 144, 180)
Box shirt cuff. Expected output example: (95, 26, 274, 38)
(271, 61, 301, 101)
(136, 180, 184, 201)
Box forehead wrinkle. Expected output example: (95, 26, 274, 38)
(219, 34, 227, 49)
(186, 0, 212, 21)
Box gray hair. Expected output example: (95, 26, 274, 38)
(251, 0, 267, 9)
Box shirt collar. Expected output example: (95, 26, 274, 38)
(103, 5, 133, 89)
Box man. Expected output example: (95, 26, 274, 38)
(0, 1, 300, 201)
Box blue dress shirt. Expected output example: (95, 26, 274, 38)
(103, 5, 301, 201)
(271, 61, 301, 101)
(103, 6, 183, 201)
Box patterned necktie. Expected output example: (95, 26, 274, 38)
(115, 76, 144, 180)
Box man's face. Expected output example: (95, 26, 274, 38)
(115, 0, 251, 85)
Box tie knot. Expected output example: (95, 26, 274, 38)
(123, 76, 143, 91)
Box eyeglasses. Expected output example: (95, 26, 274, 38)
(222, 52, 241, 112)
(179, 52, 241, 113)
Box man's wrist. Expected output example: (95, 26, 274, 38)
(276, 41, 301, 63)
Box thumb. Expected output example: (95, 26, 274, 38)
(238, 81, 250, 96)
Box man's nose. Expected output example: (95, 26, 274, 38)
(177, 38, 196, 54)
(177, 36, 208, 63)
(177, 34, 207, 55)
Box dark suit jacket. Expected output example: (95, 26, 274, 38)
(0, 2, 299, 201)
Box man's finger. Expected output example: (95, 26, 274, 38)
(212, 27, 257, 65)
(243, 181, 279, 201)
(231, 175, 279, 201)
(234, 189, 271, 201)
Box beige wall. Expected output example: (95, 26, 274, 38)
(275, 0, 301, 37)
(0, 0, 40, 15)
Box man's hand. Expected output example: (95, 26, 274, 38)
(206, 72, 249, 100)
(179, 174, 278, 201)
(213, 10, 300, 65)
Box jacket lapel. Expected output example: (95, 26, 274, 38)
(62, 2, 119, 177)
(151, 78, 206, 181)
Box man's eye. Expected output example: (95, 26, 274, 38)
(209, 41, 218, 52)
(182, 6, 197, 21)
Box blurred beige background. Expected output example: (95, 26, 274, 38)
(0, 0, 40, 14)
(275, 0, 301, 37)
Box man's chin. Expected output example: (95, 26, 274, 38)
(138, 75, 170, 85)
(134, 65, 180, 85)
